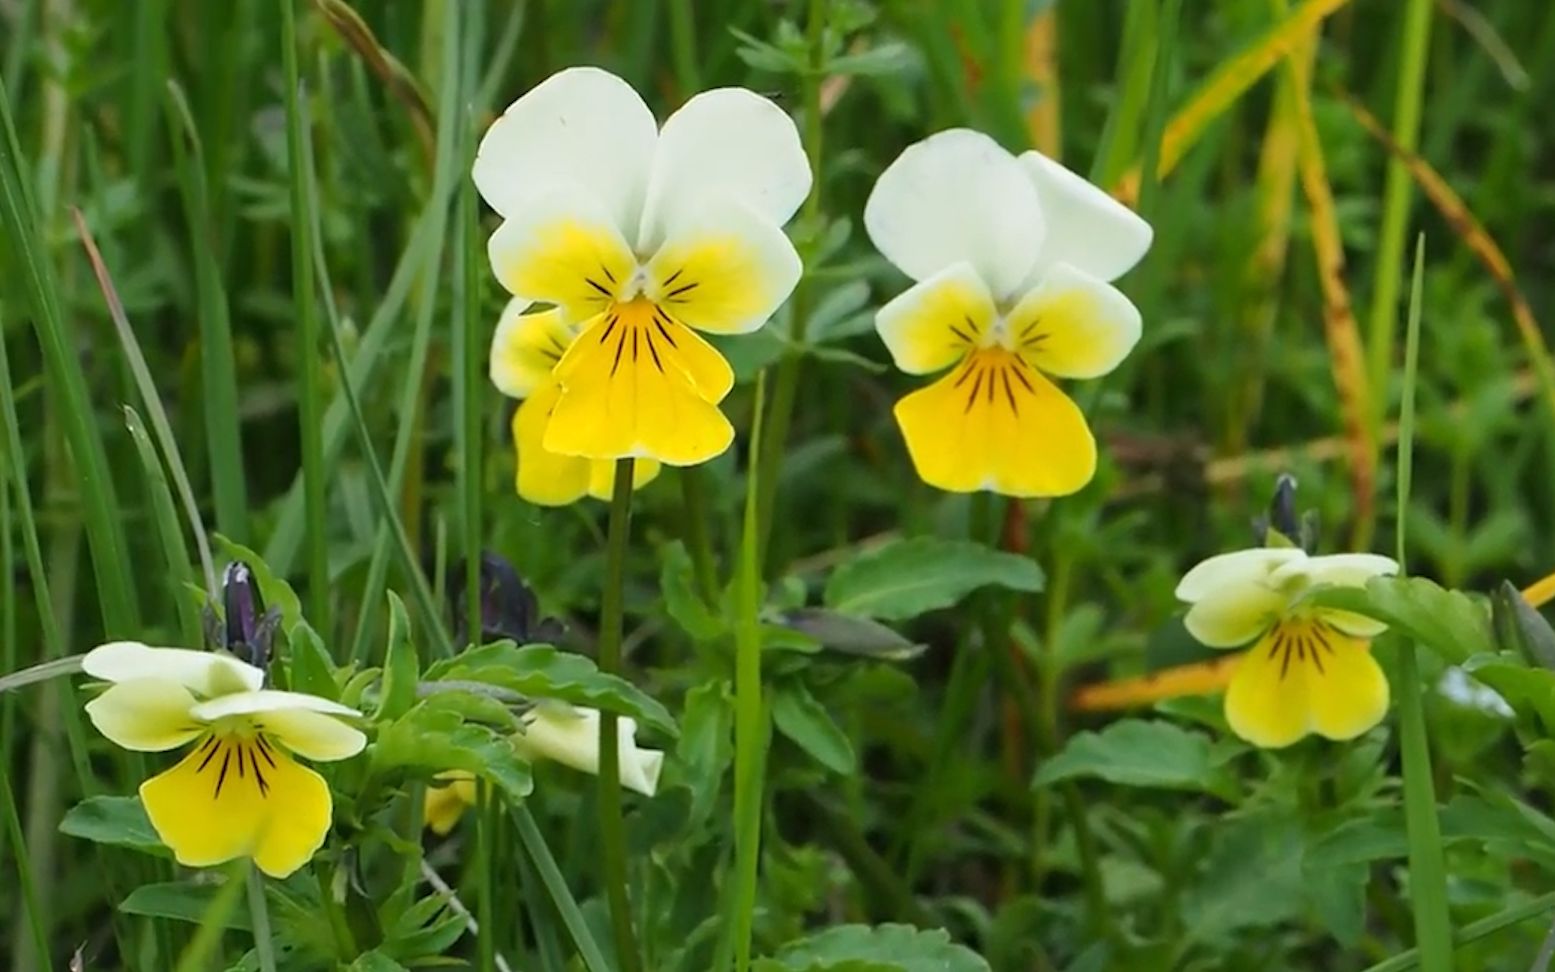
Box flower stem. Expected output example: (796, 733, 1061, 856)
(597, 458, 642, 972)
(732, 373, 769, 972)
(246, 864, 277, 972)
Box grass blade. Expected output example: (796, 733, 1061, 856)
(122, 407, 203, 645)
(512, 807, 613, 972)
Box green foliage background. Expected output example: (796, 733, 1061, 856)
(3, 0, 1555, 969)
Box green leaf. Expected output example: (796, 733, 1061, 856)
(425, 641, 676, 736)
(772, 681, 857, 775)
(213, 535, 302, 633)
(755, 923, 989, 972)
(346, 952, 410, 972)
(286, 620, 339, 700)
(120, 880, 251, 931)
(1183, 811, 1305, 943)
(371, 696, 533, 801)
(1308, 576, 1490, 665)
(1459, 653, 1555, 734)
(677, 680, 734, 832)
(1033, 720, 1229, 794)
(777, 609, 926, 661)
(376, 591, 420, 720)
(662, 541, 726, 640)
(824, 537, 1044, 621)
(1491, 580, 1555, 669)
(59, 795, 166, 856)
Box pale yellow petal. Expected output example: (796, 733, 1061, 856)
(84, 678, 202, 752)
(513, 383, 592, 506)
(1005, 263, 1141, 379)
(1318, 607, 1389, 638)
(82, 642, 263, 696)
(518, 705, 663, 797)
(644, 199, 801, 336)
(874, 263, 995, 375)
(487, 190, 636, 322)
(1182, 582, 1286, 648)
(1223, 629, 1312, 749)
(424, 772, 479, 836)
(490, 303, 574, 399)
(1273, 552, 1399, 590)
(251, 709, 366, 762)
(139, 733, 333, 878)
(893, 350, 1095, 498)
(1306, 626, 1390, 741)
(1174, 548, 1307, 603)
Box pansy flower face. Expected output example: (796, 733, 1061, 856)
(80, 642, 365, 878)
(1176, 548, 1398, 748)
(864, 129, 1152, 497)
(475, 67, 811, 467)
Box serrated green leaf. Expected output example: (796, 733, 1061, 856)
(370, 697, 533, 801)
(1308, 576, 1490, 665)
(286, 620, 338, 700)
(59, 795, 166, 856)
(347, 952, 410, 972)
(1033, 719, 1227, 794)
(426, 642, 676, 736)
(773, 681, 857, 775)
(824, 537, 1044, 621)
(662, 540, 725, 640)
(757, 923, 988, 972)
(376, 591, 419, 720)
(678, 680, 734, 832)
(120, 880, 251, 931)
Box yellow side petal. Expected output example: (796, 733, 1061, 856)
(487, 192, 635, 322)
(1005, 263, 1141, 379)
(644, 200, 801, 336)
(874, 263, 997, 375)
(139, 734, 332, 878)
(512, 384, 592, 506)
(84, 678, 202, 752)
(586, 456, 661, 500)
(490, 303, 575, 399)
(545, 303, 735, 465)
(1223, 628, 1312, 749)
(424, 772, 478, 836)
(892, 350, 1096, 498)
(1306, 626, 1390, 741)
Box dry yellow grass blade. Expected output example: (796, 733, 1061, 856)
(1338, 91, 1555, 427)
(1293, 66, 1375, 546)
(1024, 6, 1061, 157)
(1112, 0, 1353, 206)
(313, 0, 435, 160)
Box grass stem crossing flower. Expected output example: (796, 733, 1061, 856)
(1176, 547, 1398, 748)
(475, 67, 811, 467)
(864, 129, 1152, 497)
(80, 642, 364, 877)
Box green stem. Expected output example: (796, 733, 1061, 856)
(754, 0, 826, 567)
(1395, 641, 1452, 970)
(513, 806, 612, 972)
(732, 374, 770, 971)
(1358, 894, 1555, 972)
(0, 755, 49, 970)
(680, 467, 720, 607)
(459, 99, 484, 648)
(246, 865, 277, 972)
(280, 0, 330, 628)
(1364, 0, 1433, 416)
(596, 458, 642, 972)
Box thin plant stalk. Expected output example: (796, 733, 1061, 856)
(1394, 237, 1451, 970)
(1358, 892, 1555, 972)
(512, 806, 612, 972)
(247, 866, 278, 972)
(459, 99, 484, 645)
(597, 459, 643, 972)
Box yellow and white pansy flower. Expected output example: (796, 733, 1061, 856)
(863, 129, 1152, 497)
(80, 642, 365, 878)
(1175, 547, 1398, 748)
(490, 300, 660, 505)
(476, 66, 810, 467)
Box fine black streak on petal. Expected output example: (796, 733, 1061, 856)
(548, 334, 569, 355)
(966, 370, 985, 413)
(254, 759, 270, 798)
(601, 264, 616, 284)
(631, 328, 639, 362)
(196, 735, 217, 755)
(236, 744, 246, 779)
(255, 735, 277, 768)
(663, 267, 684, 286)
(1275, 630, 1292, 680)
(197, 739, 222, 773)
(585, 278, 612, 298)
(646, 331, 664, 373)
(1008, 363, 1035, 393)
(1001, 369, 1018, 414)
(666, 281, 699, 299)
(653, 316, 678, 347)
(1311, 624, 1334, 653)
(1309, 635, 1326, 675)
(948, 325, 973, 343)
(965, 314, 981, 335)
(600, 314, 620, 344)
(1022, 333, 1048, 348)
(953, 362, 977, 388)
(984, 367, 995, 403)
(215, 748, 232, 798)
(610, 330, 628, 376)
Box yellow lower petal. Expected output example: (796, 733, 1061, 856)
(893, 349, 1096, 498)
(586, 455, 660, 500)
(424, 772, 479, 836)
(139, 733, 332, 878)
(1223, 621, 1389, 748)
(545, 302, 735, 465)
(513, 385, 591, 506)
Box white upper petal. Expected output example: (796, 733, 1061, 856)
(473, 66, 658, 234)
(636, 87, 811, 253)
(190, 689, 360, 722)
(82, 642, 263, 697)
(519, 704, 663, 797)
(1015, 151, 1153, 285)
(1174, 547, 1307, 603)
(1273, 553, 1399, 590)
(864, 128, 1047, 301)
(83, 678, 203, 752)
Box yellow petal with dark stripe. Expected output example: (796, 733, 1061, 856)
(1224, 621, 1389, 748)
(892, 348, 1095, 497)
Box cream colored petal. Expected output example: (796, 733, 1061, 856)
(1004, 263, 1142, 379)
(190, 689, 360, 722)
(490, 302, 575, 400)
(254, 709, 367, 762)
(472, 66, 657, 231)
(84, 678, 203, 752)
(82, 642, 263, 696)
(518, 704, 663, 797)
(1174, 547, 1307, 603)
(863, 128, 1046, 301)
(1182, 582, 1287, 648)
(637, 87, 811, 252)
(1016, 150, 1153, 284)
(1273, 552, 1399, 590)
(1318, 608, 1389, 638)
